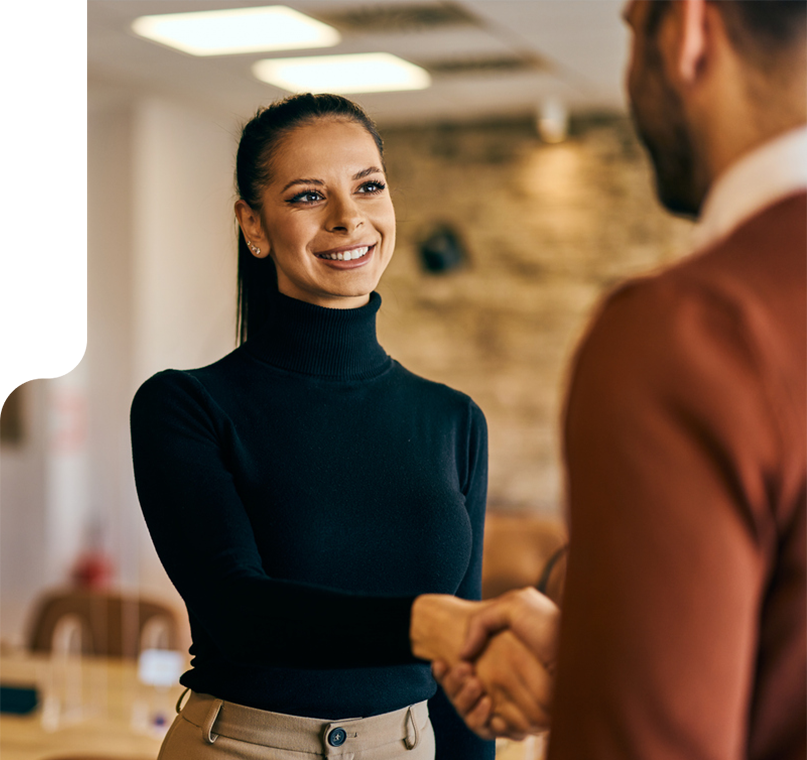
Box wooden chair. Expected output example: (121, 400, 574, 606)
(27, 588, 179, 659)
(482, 512, 567, 604)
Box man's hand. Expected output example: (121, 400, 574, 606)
(428, 588, 560, 740)
(433, 629, 552, 740)
(432, 660, 495, 739)
(462, 587, 560, 666)
(477, 629, 553, 738)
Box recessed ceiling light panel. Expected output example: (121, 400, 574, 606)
(252, 53, 432, 94)
(131, 6, 340, 57)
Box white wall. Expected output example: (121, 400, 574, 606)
(130, 97, 239, 592)
(0, 381, 48, 646)
(44, 365, 91, 584)
(0, 89, 239, 647)
(86, 103, 138, 591)
(132, 98, 239, 382)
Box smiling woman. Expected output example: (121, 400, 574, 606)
(235, 118, 395, 312)
(232, 95, 396, 342)
(129, 94, 494, 760)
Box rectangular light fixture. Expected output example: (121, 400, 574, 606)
(131, 6, 340, 57)
(252, 53, 431, 94)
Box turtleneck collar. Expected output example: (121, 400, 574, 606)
(243, 291, 390, 380)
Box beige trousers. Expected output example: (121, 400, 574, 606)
(158, 691, 435, 760)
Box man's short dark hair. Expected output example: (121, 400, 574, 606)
(722, 0, 806, 69)
(645, 0, 806, 67)
(645, 0, 672, 36)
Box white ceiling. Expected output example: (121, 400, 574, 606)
(88, 0, 631, 126)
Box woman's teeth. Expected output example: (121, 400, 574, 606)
(318, 246, 370, 261)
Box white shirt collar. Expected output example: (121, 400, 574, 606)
(692, 125, 807, 252)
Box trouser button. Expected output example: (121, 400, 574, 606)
(328, 727, 347, 747)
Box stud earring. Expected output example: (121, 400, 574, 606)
(247, 240, 261, 256)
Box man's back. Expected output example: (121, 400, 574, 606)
(550, 192, 806, 760)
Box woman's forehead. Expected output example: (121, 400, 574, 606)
(270, 119, 383, 180)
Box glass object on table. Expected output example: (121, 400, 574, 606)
(130, 618, 184, 738)
(40, 614, 102, 731)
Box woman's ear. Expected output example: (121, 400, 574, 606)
(234, 200, 271, 259)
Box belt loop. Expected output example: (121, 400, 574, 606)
(201, 698, 223, 744)
(175, 686, 191, 715)
(404, 705, 420, 750)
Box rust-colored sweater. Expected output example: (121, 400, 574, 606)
(549, 193, 806, 760)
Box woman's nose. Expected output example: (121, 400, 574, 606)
(326, 194, 363, 233)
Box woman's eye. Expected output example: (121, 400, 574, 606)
(358, 180, 386, 194)
(288, 190, 323, 204)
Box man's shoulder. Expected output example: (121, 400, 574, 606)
(567, 191, 806, 429)
(600, 190, 806, 341)
(685, 190, 805, 286)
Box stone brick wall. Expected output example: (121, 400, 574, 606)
(374, 114, 693, 514)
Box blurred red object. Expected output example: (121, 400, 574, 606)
(70, 551, 114, 589)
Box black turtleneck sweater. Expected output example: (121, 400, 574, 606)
(130, 292, 493, 759)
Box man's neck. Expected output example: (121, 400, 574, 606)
(691, 125, 807, 252)
(699, 53, 807, 191)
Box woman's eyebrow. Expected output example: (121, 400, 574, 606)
(281, 177, 324, 192)
(281, 167, 384, 192)
(353, 166, 384, 180)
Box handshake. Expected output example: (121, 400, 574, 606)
(410, 588, 560, 741)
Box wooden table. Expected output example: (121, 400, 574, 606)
(1, 653, 546, 760)
(0, 653, 184, 760)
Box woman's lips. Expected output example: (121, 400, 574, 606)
(315, 243, 375, 267)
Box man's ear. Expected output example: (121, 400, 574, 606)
(678, 0, 708, 83)
(659, 0, 709, 86)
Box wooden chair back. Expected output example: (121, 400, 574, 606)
(27, 588, 179, 659)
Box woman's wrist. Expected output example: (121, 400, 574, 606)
(410, 594, 480, 663)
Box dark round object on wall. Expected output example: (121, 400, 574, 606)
(418, 225, 467, 274)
